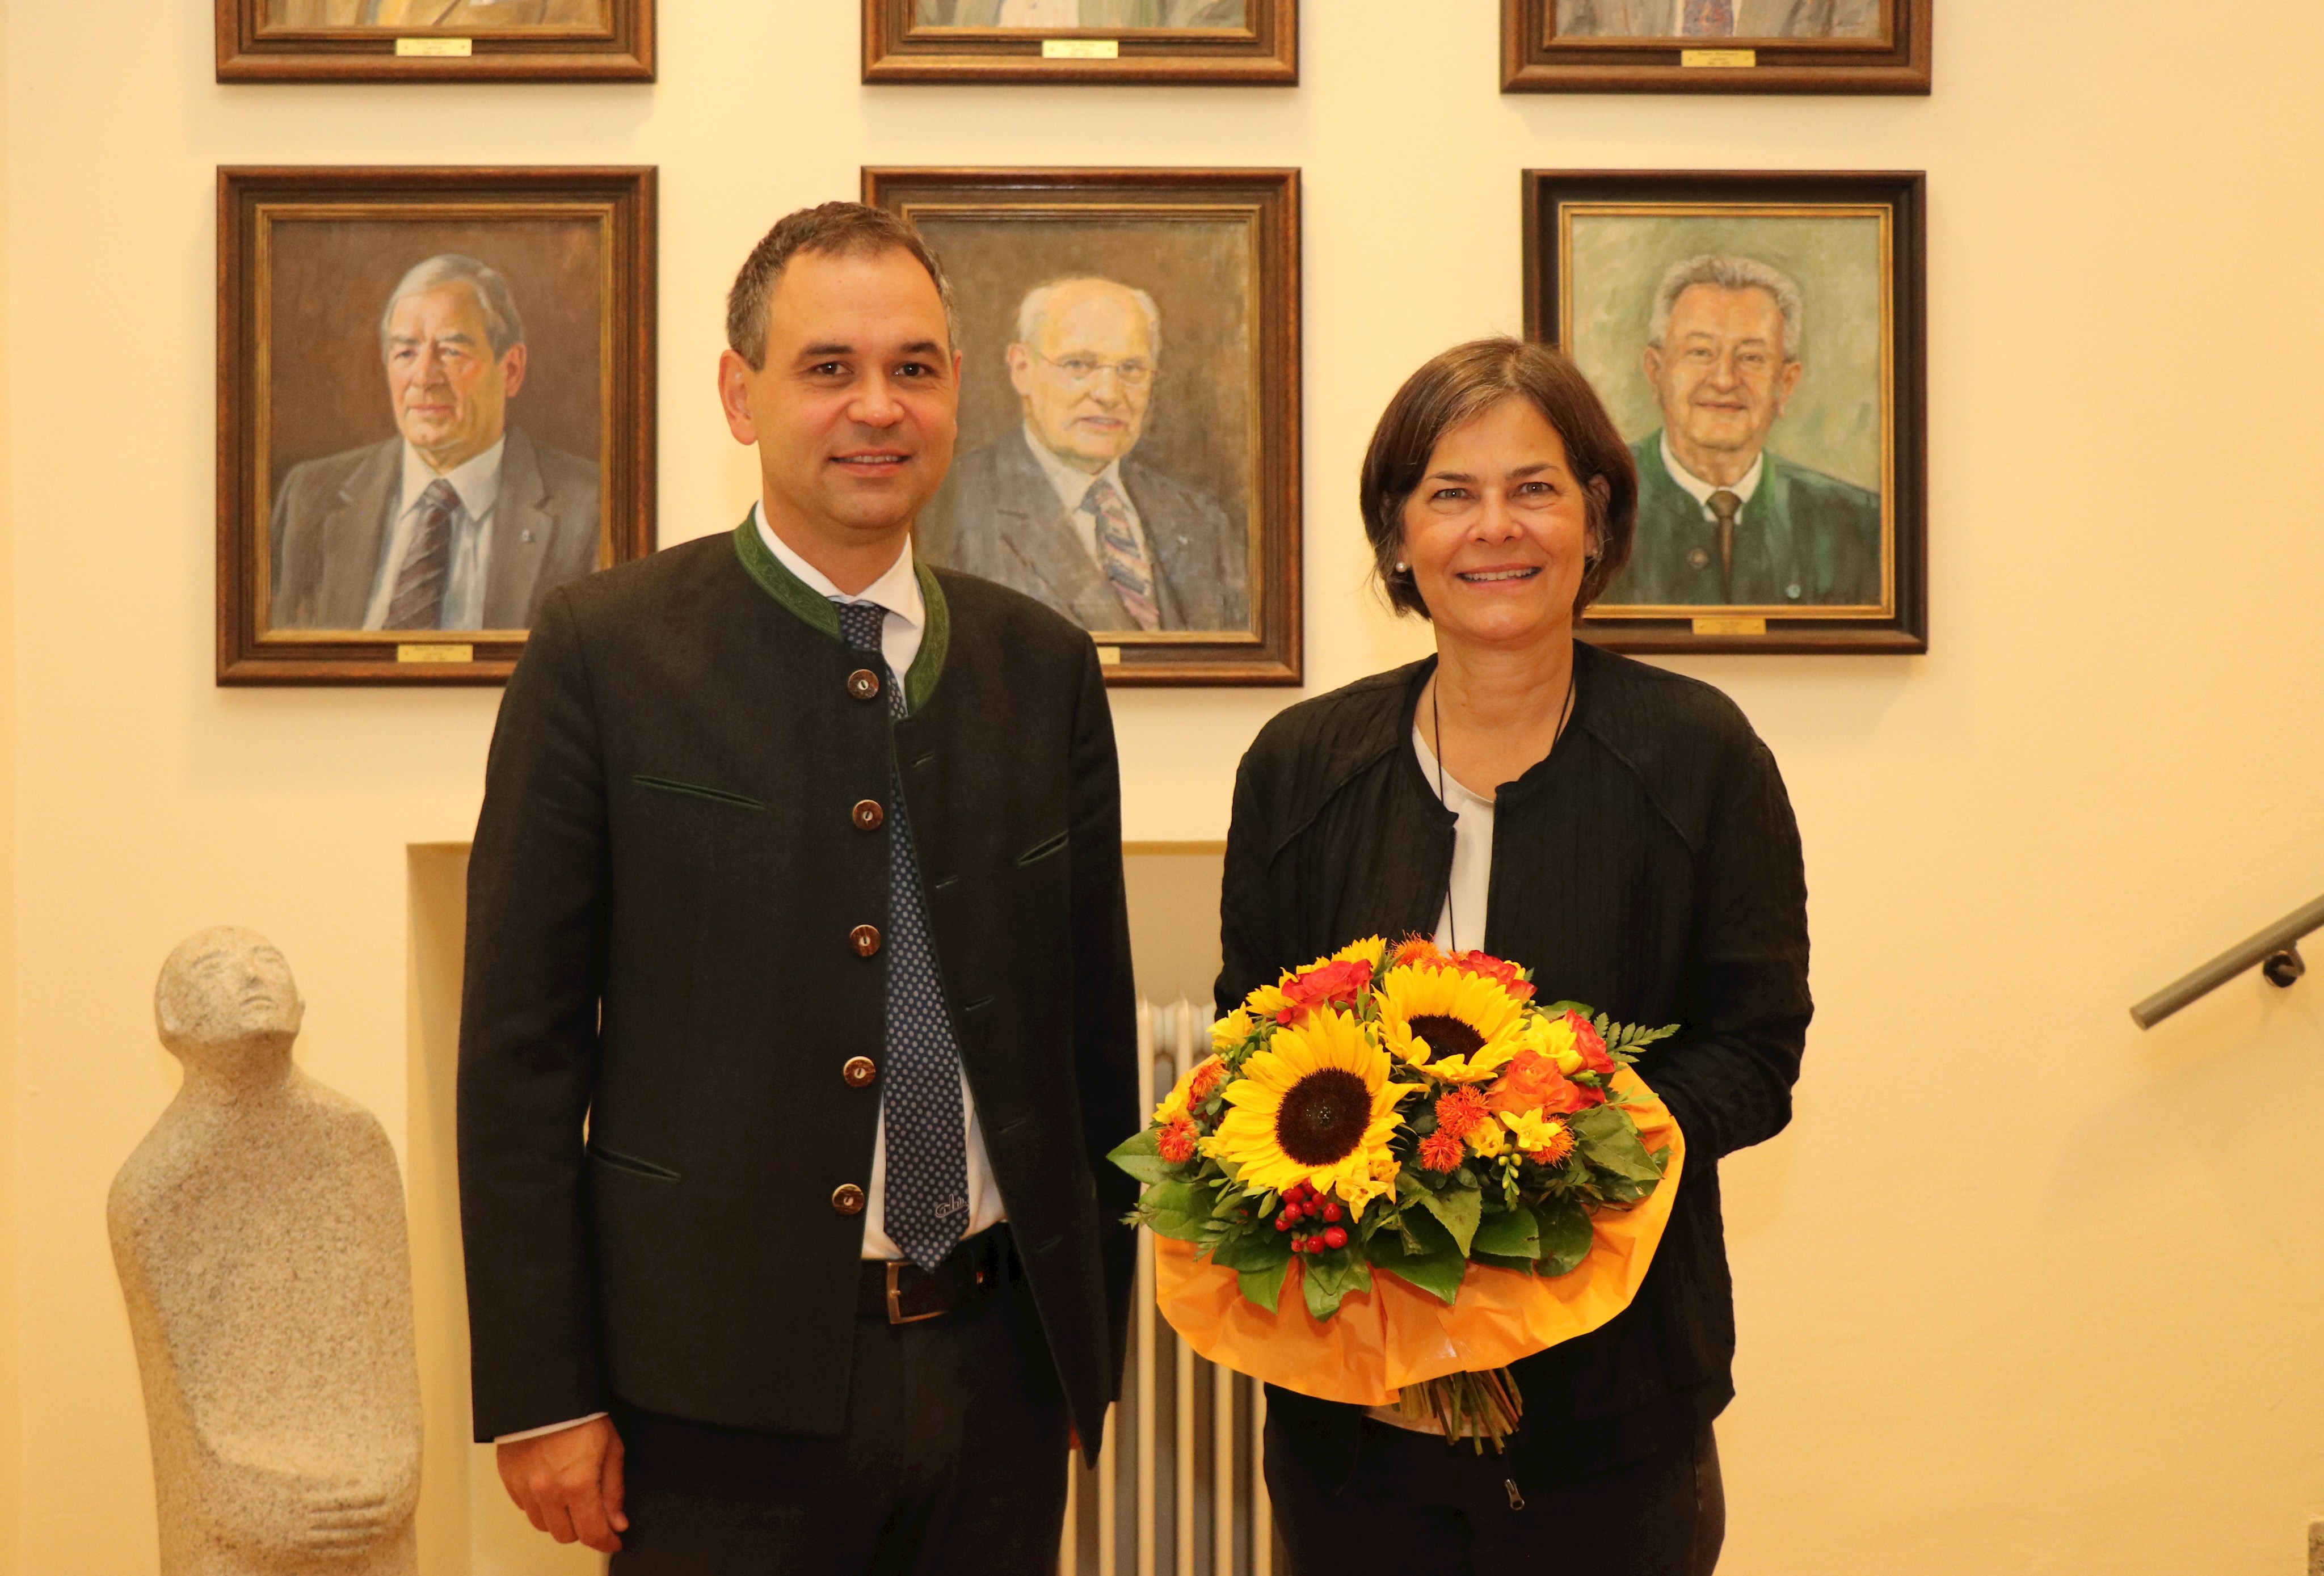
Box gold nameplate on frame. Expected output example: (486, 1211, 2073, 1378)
(1095, 645, 1123, 667)
(397, 643, 474, 664)
(1679, 49, 1756, 68)
(1691, 617, 1766, 637)
(1042, 38, 1120, 58)
(395, 36, 474, 56)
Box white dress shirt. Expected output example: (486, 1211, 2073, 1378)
(363, 437, 504, 630)
(493, 508, 1007, 1447)
(1658, 432, 1764, 524)
(1023, 422, 1155, 572)
(751, 503, 1007, 1263)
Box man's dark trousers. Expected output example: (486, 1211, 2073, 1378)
(457, 520, 1139, 1567)
(612, 1243, 1069, 1574)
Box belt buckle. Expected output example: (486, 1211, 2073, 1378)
(886, 1260, 946, 1325)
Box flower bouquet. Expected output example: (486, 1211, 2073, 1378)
(1110, 936, 1681, 1450)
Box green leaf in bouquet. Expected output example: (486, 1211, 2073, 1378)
(1299, 1251, 1373, 1320)
(1540, 999, 1593, 1018)
(1473, 1251, 1540, 1275)
(1239, 1257, 1292, 1314)
(1366, 1229, 1466, 1305)
(1140, 1210, 1211, 1243)
(1140, 1180, 1209, 1218)
(1210, 1229, 1290, 1274)
(1471, 1203, 1540, 1259)
(1535, 1196, 1594, 1276)
(1391, 1200, 1457, 1259)
(1573, 1106, 1665, 1182)
(1409, 1178, 1481, 1257)
(1108, 1128, 1171, 1183)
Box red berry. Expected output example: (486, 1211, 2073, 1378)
(1323, 1225, 1349, 1250)
(1284, 1203, 1304, 1223)
(1321, 1202, 1344, 1223)
(1299, 1236, 1316, 1254)
(1274, 1215, 1292, 1232)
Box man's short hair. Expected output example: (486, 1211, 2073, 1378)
(1013, 277, 1163, 359)
(1647, 253, 1805, 363)
(377, 255, 527, 359)
(726, 202, 959, 369)
(1359, 337, 1637, 620)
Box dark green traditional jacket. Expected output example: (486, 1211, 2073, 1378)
(1605, 431, 1883, 609)
(458, 521, 1138, 1456)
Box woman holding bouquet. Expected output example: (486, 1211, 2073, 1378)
(1217, 338, 1811, 1573)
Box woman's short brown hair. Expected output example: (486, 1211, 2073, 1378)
(1359, 337, 1637, 619)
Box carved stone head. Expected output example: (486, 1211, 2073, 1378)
(153, 926, 305, 1078)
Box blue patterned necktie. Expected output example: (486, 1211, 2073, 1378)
(836, 599, 970, 1271)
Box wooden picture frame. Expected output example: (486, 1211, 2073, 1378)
(217, 0, 654, 82)
(863, 0, 1295, 85)
(866, 167, 1302, 686)
(1503, 0, 1929, 94)
(218, 167, 656, 685)
(1525, 170, 1926, 654)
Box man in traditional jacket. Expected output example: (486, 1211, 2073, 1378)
(457, 203, 1138, 1573)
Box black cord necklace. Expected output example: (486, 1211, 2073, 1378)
(1431, 660, 1577, 953)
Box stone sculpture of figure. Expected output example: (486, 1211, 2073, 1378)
(109, 928, 422, 1576)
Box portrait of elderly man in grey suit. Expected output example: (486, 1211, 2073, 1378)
(1556, 0, 1880, 37)
(269, 254, 602, 633)
(1603, 251, 1882, 609)
(265, 0, 608, 26)
(918, 276, 1248, 635)
(916, 0, 1245, 26)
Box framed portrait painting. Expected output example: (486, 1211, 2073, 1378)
(1502, 0, 1929, 93)
(866, 167, 1301, 685)
(1525, 170, 1926, 654)
(218, 167, 656, 685)
(862, 0, 1295, 85)
(216, 0, 654, 82)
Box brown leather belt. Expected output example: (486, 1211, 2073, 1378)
(857, 1226, 1013, 1325)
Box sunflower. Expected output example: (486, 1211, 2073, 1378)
(1211, 1005, 1410, 1198)
(1375, 965, 1528, 1083)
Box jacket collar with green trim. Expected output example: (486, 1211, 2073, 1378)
(730, 516, 952, 713)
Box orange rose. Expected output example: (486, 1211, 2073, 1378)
(1450, 950, 1537, 1001)
(1484, 1050, 1586, 1116)
(1276, 957, 1374, 1021)
(1566, 1011, 1614, 1076)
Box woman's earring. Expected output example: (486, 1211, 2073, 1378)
(1394, 562, 1409, 573)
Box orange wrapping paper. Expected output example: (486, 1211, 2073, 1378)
(1152, 1067, 1685, 1405)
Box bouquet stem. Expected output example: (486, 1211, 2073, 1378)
(1397, 1368, 1524, 1453)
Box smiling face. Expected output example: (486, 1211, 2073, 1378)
(1006, 280, 1156, 474)
(384, 284, 528, 473)
(718, 247, 959, 580)
(1642, 283, 1804, 486)
(1399, 396, 1595, 655)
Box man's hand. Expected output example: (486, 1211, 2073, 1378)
(496, 1415, 628, 1554)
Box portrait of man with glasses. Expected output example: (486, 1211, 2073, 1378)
(919, 275, 1249, 635)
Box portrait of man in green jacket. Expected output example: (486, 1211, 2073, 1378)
(1600, 252, 1884, 610)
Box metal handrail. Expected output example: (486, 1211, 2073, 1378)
(2130, 892, 2324, 1028)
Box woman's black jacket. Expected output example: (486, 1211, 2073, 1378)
(1215, 643, 1811, 1489)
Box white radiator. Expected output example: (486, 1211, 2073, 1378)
(1060, 1000, 1278, 1576)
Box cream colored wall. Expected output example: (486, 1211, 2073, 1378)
(8, 1, 2324, 1570)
